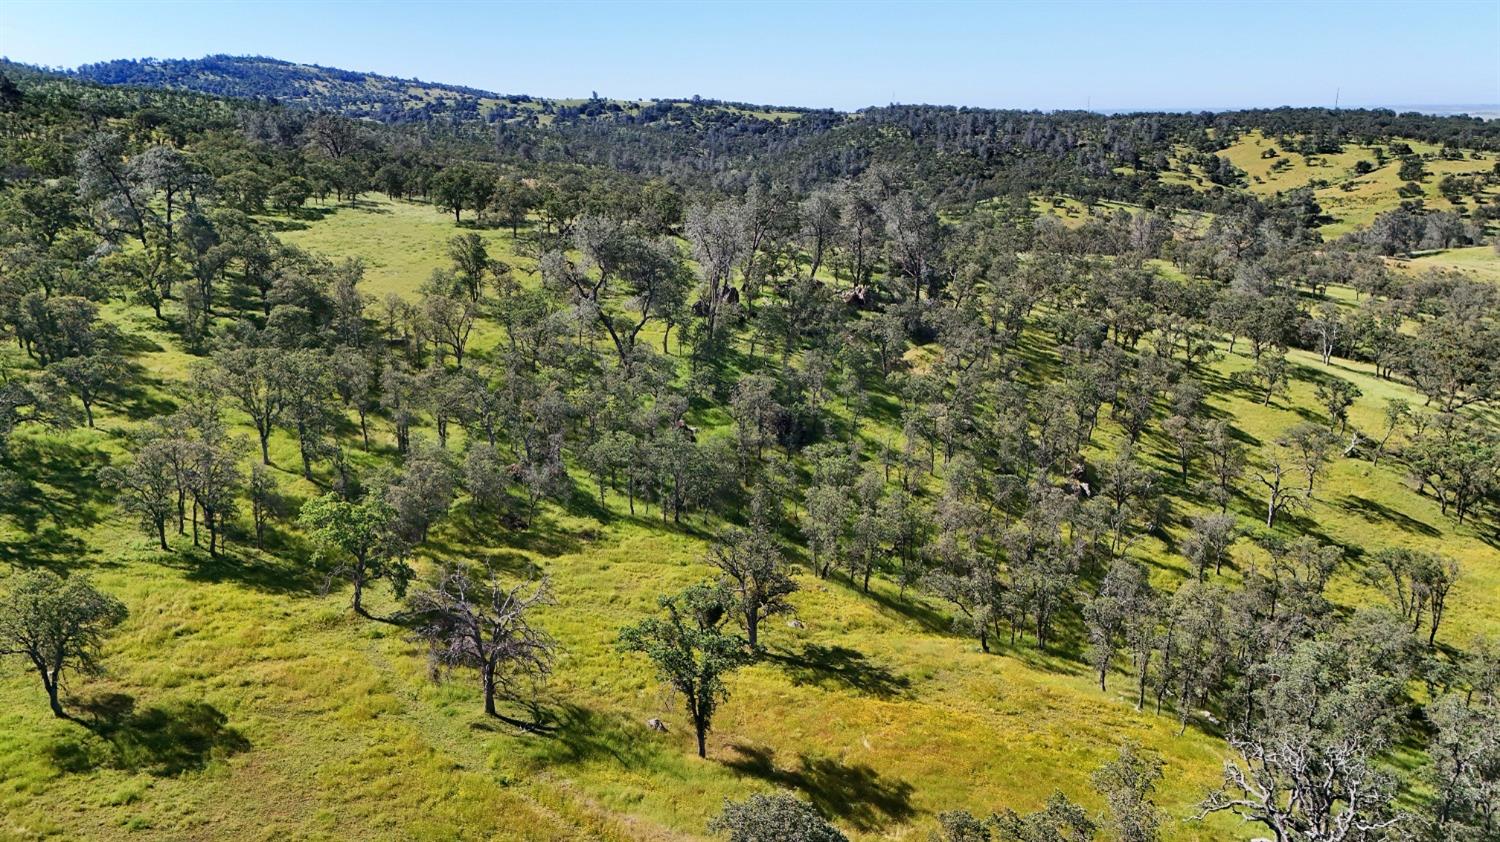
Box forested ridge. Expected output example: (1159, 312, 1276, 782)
(0, 60, 1497, 841)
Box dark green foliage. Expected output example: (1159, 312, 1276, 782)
(0, 571, 127, 720)
(298, 492, 408, 621)
(709, 792, 848, 842)
(619, 583, 753, 758)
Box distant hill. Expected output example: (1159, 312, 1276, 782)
(65, 54, 533, 123)
(14, 54, 1497, 217)
(60, 54, 817, 127)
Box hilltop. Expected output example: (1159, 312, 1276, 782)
(66, 54, 520, 122)
(57, 54, 816, 126)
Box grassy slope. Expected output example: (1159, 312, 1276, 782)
(1391, 245, 1500, 284)
(1167, 131, 1497, 238)
(2, 197, 1497, 842)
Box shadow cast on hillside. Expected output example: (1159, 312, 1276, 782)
(0, 525, 90, 572)
(861, 583, 951, 635)
(0, 437, 113, 533)
(166, 545, 324, 595)
(766, 643, 912, 699)
(437, 510, 583, 560)
(725, 744, 915, 832)
(49, 694, 249, 777)
(1337, 494, 1440, 538)
(521, 703, 672, 770)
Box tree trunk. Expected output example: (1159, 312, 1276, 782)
(352, 574, 367, 618)
(483, 663, 498, 717)
(36, 664, 68, 719)
(298, 424, 313, 478)
(46, 680, 66, 718)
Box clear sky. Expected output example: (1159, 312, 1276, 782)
(2, 0, 1497, 112)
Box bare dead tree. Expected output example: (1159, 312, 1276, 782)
(407, 567, 556, 724)
(1197, 729, 1402, 842)
(1256, 457, 1303, 528)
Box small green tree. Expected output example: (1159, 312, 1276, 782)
(708, 524, 798, 649)
(299, 493, 408, 622)
(0, 571, 126, 720)
(1279, 422, 1339, 496)
(1182, 513, 1237, 580)
(709, 792, 848, 842)
(1247, 351, 1290, 406)
(619, 583, 752, 758)
(107, 438, 178, 550)
(1091, 741, 1165, 842)
(48, 350, 124, 428)
(803, 483, 850, 578)
(1314, 379, 1362, 433)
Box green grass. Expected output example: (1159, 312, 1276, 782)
(1160, 132, 1497, 238)
(3, 197, 1496, 841)
(1393, 245, 1500, 284)
(1217, 130, 1378, 198)
(1315, 153, 1498, 238)
(275, 199, 529, 301)
(1029, 197, 1213, 235)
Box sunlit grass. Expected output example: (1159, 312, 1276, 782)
(2, 196, 1495, 841)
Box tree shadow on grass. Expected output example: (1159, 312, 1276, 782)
(725, 744, 915, 832)
(464, 548, 544, 579)
(0, 436, 113, 532)
(1336, 494, 1441, 538)
(49, 693, 249, 777)
(1273, 508, 1361, 562)
(516, 703, 671, 771)
(171, 546, 324, 596)
(467, 695, 560, 736)
(861, 582, 951, 635)
(110, 359, 179, 421)
(0, 525, 90, 573)
(437, 512, 583, 561)
(503, 513, 585, 559)
(764, 643, 912, 699)
(1478, 522, 1500, 552)
(555, 481, 614, 525)
(1006, 640, 1089, 677)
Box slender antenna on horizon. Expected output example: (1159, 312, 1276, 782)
(1335, 87, 1340, 110)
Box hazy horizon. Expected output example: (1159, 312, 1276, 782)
(8, 52, 1500, 118)
(3, 0, 1497, 112)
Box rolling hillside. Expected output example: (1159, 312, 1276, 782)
(1, 60, 1498, 842)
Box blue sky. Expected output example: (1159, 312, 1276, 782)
(2, 0, 1497, 111)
